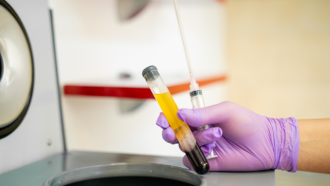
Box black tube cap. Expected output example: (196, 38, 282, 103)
(142, 65, 158, 77)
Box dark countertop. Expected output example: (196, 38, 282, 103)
(0, 151, 329, 186)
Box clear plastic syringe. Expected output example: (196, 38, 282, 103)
(173, 0, 217, 159)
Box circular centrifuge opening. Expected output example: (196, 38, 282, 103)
(45, 163, 206, 186)
(0, 0, 34, 139)
(65, 176, 194, 186)
(0, 51, 3, 82)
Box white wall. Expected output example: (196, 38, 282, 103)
(49, 0, 226, 157)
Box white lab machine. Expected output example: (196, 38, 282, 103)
(0, 0, 64, 174)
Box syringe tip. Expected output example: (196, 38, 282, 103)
(189, 76, 200, 91)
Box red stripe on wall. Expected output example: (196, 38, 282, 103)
(64, 75, 226, 99)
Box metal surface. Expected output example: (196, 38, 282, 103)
(197, 125, 211, 130)
(45, 163, 206, 186)
(0, 0, 64, 174)
(0, 151, 330, 186)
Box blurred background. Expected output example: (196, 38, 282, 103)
(226, 0, 330, 119)
(48, 0, 330, 158)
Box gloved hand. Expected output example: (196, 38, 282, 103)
(156, 101, 300, 172)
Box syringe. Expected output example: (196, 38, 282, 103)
(173, 0, 217, 159)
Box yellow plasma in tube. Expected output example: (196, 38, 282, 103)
(154, 92, 196, 151)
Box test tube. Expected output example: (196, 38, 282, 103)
(142, 65, 210, 174)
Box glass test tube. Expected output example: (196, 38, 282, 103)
(142, 65, 209, 174)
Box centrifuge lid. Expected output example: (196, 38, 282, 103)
(0, 0, 33, 138)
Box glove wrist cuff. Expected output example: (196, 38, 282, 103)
(270, 117, 300, 172)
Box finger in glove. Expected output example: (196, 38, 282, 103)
(162, 127, 178, 144)
(156, 112, 169, 129)
(193, 127, 222, 146)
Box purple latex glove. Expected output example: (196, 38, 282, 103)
(156, 101, 300, 172)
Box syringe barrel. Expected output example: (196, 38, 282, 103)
(142, 65, 209, 174)
(190, 90, 205, 109)
(189, 90, 217, 160)
(190, 90, 213, 131)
